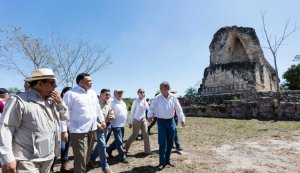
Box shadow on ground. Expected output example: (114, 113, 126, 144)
(119, 165, 159, 173)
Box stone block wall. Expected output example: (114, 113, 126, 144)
(179, 90, 300, 120)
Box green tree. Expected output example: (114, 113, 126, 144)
(184, 86, 197, 97)
(282, 56, 300, 90)
(123, 98, 134, 111)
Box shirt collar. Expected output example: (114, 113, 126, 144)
(27, 88, 48, 104)
(99, 98, 107, 104)
(114, 97, 122, 103)
(75, 85, 88, 93)
(160, 93, 171, 100)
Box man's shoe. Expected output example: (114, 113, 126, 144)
(165, 161, 175, 167)
(88, 160, 98, 169)
(60, 159, 72, 173)
(103, 168, 114, 173)
(106, 149, 114, 158)
(157, 164, 165, 170)
(120, 159, 129, 163)
(176, 146, 183, 151)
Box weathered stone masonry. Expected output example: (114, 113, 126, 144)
(199, 26, 277, 95)
(182, 26, 300, 120)
(180, 91, 300, 120)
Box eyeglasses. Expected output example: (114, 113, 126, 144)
(139, 91, 145, 94)
(44, 81, 57, 88)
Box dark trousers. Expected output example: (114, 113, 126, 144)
(157, 117, 176, 165)
(174, 116, 180, 148)
(148, 117, 157, 133)
(106, 129, 112, 143)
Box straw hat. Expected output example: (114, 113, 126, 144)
(26, 68, 56, 81)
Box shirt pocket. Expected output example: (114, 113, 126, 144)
(32, 132, 53, 158)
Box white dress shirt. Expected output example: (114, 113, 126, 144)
(62, 86, 104, 133)
(110, 98, 131, 127)
(131, 98, 149, 121)
(147, 93, 185, 122)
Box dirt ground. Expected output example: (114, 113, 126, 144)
(14, 117, 300, 172)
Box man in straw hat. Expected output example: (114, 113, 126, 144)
(0, 68, 69, 173)
(147, 81, 185, 170)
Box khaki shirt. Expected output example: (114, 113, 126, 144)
(99, 98, 115, 123)
(0, 89, 68, 165)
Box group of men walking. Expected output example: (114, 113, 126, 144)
(0, 68, 185, 173)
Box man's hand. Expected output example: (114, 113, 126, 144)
(101, 121, 106, 129)
(105, 114, 114, 123)
(129, 124, 132, 128)
(181, 121, 185, 127)
(97, 122, 104, 132)
(148, 116, 154, 122)
(61, 132, 68, 142)
(2, 161, 17, 173)
(50, 91, 62, 104)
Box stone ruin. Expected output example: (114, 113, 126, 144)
(180, 26, 300, 120)
(199, 26, 277, 95)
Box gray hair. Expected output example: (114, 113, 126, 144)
(160, 81, 170, 90)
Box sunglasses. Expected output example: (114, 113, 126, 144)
(139, 91, 145, 94)
(44, 80, 57, 88)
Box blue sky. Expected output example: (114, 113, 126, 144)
(0, 0, 299, 98)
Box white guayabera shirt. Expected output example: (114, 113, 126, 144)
(147, 93, 185, 122)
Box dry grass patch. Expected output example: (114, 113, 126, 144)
(53, 117, 300, 173)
